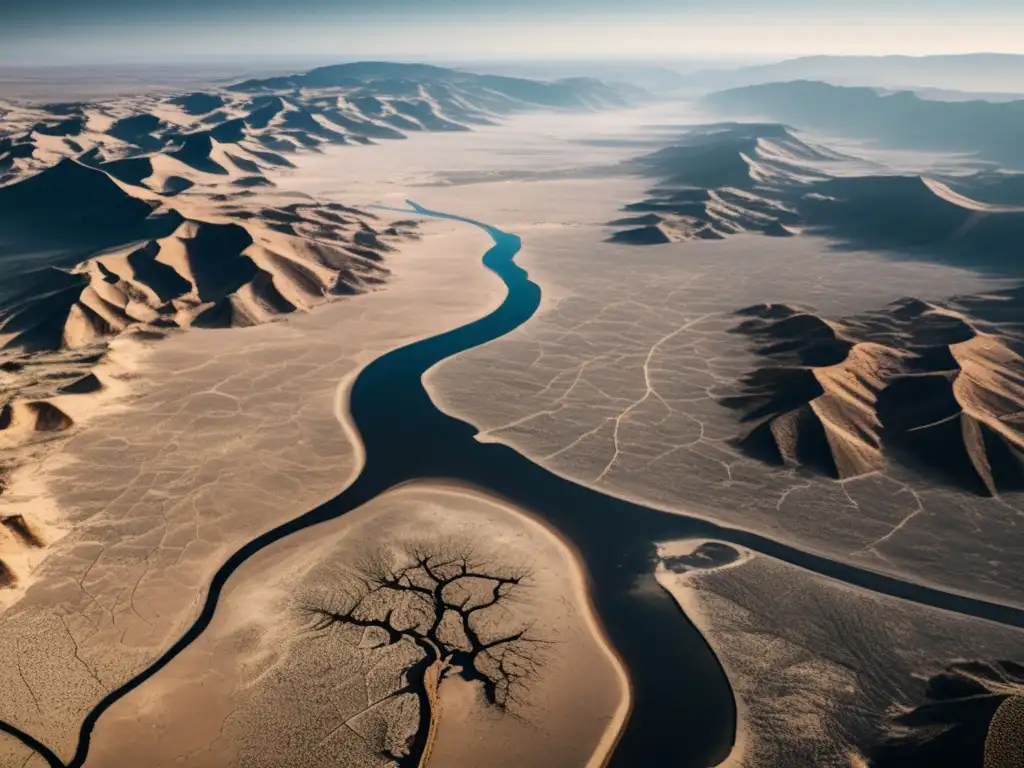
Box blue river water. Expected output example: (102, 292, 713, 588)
(7, 201, 1024, 767)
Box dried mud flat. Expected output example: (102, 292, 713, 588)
(78, 484, 626, 768)
(419, 177, 1018, 604)
(0, 220, 504, 766)
(2, 86, 1024, 768)
(276, 114, 1024, 763)
(655, 540, 1024, 767)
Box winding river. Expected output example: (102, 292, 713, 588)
(6, 202, 1024, 767)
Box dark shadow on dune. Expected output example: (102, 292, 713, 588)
(169, 133, 228, 175)
(0, 159, 155, 239)
(32, 117, 85, 137)
(702, 80, 1024, 169)
(161, 176, 194, 196)
(0, 269, 88, 345)
(724, 290, 1024, 495)
(123, 240, 191, 301)
(97, 156, 155, 186)
(105, 114, 165, 152)
(871, 660, 1024, 768)
(170, 92, 225, 116)
(25, 401, 74, 432)
(6, 203, 1024, 768)
(233, 175, 274, 188)
(611, 123, 1024, 278)
(0, 561, 16, 588)
(1, 514, 45, 548)
(56, 373, 102, 395)
(171, 221, 256, 299)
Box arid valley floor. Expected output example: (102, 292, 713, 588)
(0, 59, 1023, 768)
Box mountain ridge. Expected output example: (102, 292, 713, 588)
(702, 80, 1024, 168)
(682, 53, 1024, 94)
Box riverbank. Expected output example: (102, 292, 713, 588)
(79, 482, 628, 768)
(654, 539, 1024, 767)
(419, 482, 632, 768)
(1, 201, 742, 768)
(0, 219, 502, 766)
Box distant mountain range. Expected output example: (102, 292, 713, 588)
(701, 81, 1024, 169)
(434, 61, 692, 92)
(229, 61, 646, 109)
(601, 119, 1024, 495)
(609, 122, 1024, 270)
(681, 54, 1024, 94)
(0, 61, 645, 447)
(0, 62, 645, 186)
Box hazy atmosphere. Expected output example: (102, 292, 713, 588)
(2, 4, 1024, 768)
(4, 0, 1024, 63)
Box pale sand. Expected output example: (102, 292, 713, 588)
(422, 483, 631, 768)
(0, 332, 165, 610)
(399, 175, 1021, 608)
(654, 540, 1024, 767)
(80, 483, 627, 768)
(0, 101, 680, 765)
(219, 111, 1024, 764)
(0, 219, 502, 764)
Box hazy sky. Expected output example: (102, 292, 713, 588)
(3, 0, 1024, 65)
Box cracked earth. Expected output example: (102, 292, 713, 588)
(0, 221, 502, 764)
(80, 484, 622, 768)
(3, 103, 1023, 766)
(422, 178, 1024, 607)
(655, 538, 1024, 767)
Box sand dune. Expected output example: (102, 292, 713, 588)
(870, 660, 1024, 768)
(611, 123, 1024, 269)
(804, 174, 1024, 267)
(608, 125, 814, 243)
(0, 63, 641, 186)
(725, 289, 1024, 495)
(0, 73, 451, 513)
(1, 205, 402, 355)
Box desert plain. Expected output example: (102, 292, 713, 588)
(0, 57, 1022, 768)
